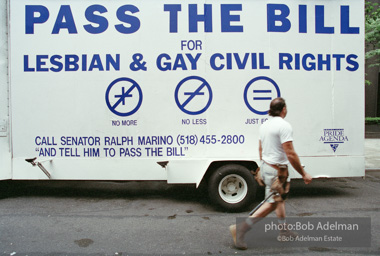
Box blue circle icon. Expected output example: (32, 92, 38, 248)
(244, 76, 281, 115)
(105, 77, 143, 116)
(175, 76, 213, 115)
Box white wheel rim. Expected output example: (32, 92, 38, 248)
(218, 174, 248, 204)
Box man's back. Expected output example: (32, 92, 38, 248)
(260, 117, 293, 165)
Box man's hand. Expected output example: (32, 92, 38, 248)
(302, 173, 312, 184)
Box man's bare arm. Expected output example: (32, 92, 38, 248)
(282, 141, 312, 184)
(259, 140, 262, 161)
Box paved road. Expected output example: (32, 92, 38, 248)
(0, 171, 379, 255)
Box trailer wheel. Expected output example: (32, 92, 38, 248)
(208, 164, 257, 212)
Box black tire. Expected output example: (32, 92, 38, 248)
(208, 164, 257, 212)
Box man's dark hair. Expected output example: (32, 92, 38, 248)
(268, 97, 286, 117)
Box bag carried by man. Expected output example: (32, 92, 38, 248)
(254, 163, 290, 202)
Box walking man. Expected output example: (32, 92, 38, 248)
(230, 97, 313, 250)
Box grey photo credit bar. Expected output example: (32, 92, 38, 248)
(236, 217, 371, 248)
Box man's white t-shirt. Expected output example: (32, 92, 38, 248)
(259, 116, 293, 165)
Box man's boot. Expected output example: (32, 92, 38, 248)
(229, 221, 252, 250)
(278, 224, 299, 240)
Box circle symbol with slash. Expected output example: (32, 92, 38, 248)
(244, 76, 281, 115)
(175, 76, 213, 115)
(105, 77, 143, 116)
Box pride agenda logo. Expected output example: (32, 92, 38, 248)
(319, 129, 349, 152)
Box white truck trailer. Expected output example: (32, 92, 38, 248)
(0, 0, 364, 211)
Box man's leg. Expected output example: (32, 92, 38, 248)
(230, 163, 278, 250)
(275, 201, 298, 238)
(275, 201, 285, 220)
(230, 202, 277, 250)
(252, 201, 277, 218)
(275, 201, 287, 230)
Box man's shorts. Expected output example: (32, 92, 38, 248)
(261, 162, 279, 203)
